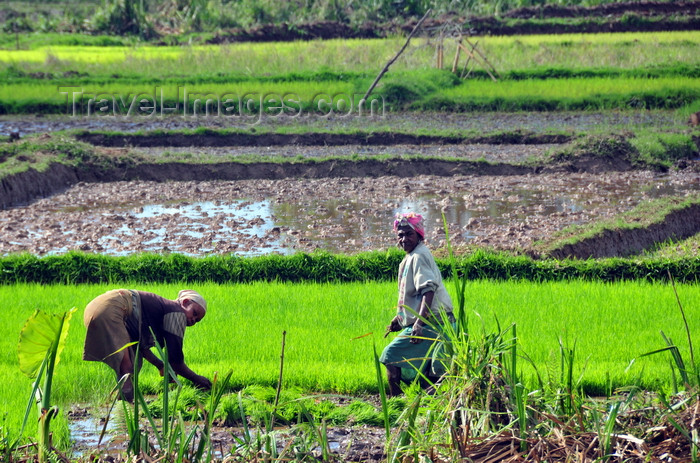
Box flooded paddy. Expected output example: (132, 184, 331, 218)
(67, 402, 387, 462)
(1, 170, 697, 256)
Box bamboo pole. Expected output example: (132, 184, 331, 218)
(458, 42, 497, 82)
(465, 37, 499, 77)
(451, 36, 462, 73)
(360, 9, 431, 106)
(460, 39, 478, 78)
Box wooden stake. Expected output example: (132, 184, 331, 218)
(460, 39, 478, 78)
(451, 36, 462, 73)
(465, 37, 499, 77)
(458, 42, 497, 82)
(360, 9, 431, 106)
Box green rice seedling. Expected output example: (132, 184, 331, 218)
(387, 394, 422, 463)
(194, 370, 233, 463)
(630, 131, 698, 164)
(296, 402, 332, 461)
(633, 272, 699, 392)
(600, 401, 621, 462)
(372, 342, 390, 439)
(2, 279, 700, 457)
(477, 31, 700, 73)
(1, 32, 697, 79)
(426, 76, 700, 111)
(501, 324, 529, 450)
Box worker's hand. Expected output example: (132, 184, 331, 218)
(192, 375, 212, 391)
(159, 367, 177, 384)
(384, 317, 402, 338)
(410, 323, 424, 344)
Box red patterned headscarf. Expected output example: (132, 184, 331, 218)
(393, 212, 425, 238)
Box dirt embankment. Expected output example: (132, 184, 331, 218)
(204, 1, 700, 43)
(501, 1, 700, 19)
(0, 159, 537, 209)
(75, 131, 571, 148)
(547, 203, 700, 259)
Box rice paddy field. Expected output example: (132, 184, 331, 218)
(1, 31, 699, 114)
(1, 20, 700, 461)
(2, 280, 699, 442)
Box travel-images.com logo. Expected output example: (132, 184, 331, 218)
(59, 86, 386, 124)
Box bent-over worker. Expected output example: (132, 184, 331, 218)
(83, 289, 211, 401)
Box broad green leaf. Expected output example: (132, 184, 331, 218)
(18, 308, 76, 378)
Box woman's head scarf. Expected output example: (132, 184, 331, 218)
(177, 289, 207, 312)
(393, 212, 425, 239)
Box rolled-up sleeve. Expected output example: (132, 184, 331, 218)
(411, 252, 439, 295)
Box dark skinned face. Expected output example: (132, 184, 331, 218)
(396, 226, 420, 253)
(181, 300, 206, 327)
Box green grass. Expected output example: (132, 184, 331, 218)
(420, 76, 700, 111)
(645, 232, 700, 259)
(2, 73, 698, 114)
(0, 31, 697, 113)
(1, 31, 697, 78)
(0, 80, 359, 115)
(2, 280, 699, 446)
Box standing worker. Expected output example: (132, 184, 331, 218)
(380, 212, 454, 396)
(83, 289, 211, 402)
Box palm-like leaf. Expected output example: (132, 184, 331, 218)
(18, 308, 76, 378)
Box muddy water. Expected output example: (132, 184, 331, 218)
(1, 171, 697, 256)
(68, 404, 386, 462)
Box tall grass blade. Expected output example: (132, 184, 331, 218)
(372, 342, 391, 438)
(600, 401, 621, 461)
(270, 330, 286, 431)
(442, 213, 467, 331)
(668, 270, 698, 386)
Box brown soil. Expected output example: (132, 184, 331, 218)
(74, 131, 571, 148)
(502, 1, 700, 19)
(0, 115, 697, 259)
(64, 397, 700, 462)
(1, 157, 698, 258)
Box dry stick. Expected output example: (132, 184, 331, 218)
(458, 42, 497, 82)
(460, 39, 478, 78)
(465, 37, 499, 77)
(451, 36, 462, 73)
(436, 31, 444, 69)
(271, 330, 286, 429)
(360, 9, 432, 106)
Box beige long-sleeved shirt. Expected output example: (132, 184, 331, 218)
(396, 242, 453, 327)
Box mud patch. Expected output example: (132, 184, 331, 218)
(1, 170, 697, 257)
(67, 403, 388, 462)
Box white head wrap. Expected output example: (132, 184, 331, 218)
(177, 289, 207, 312)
